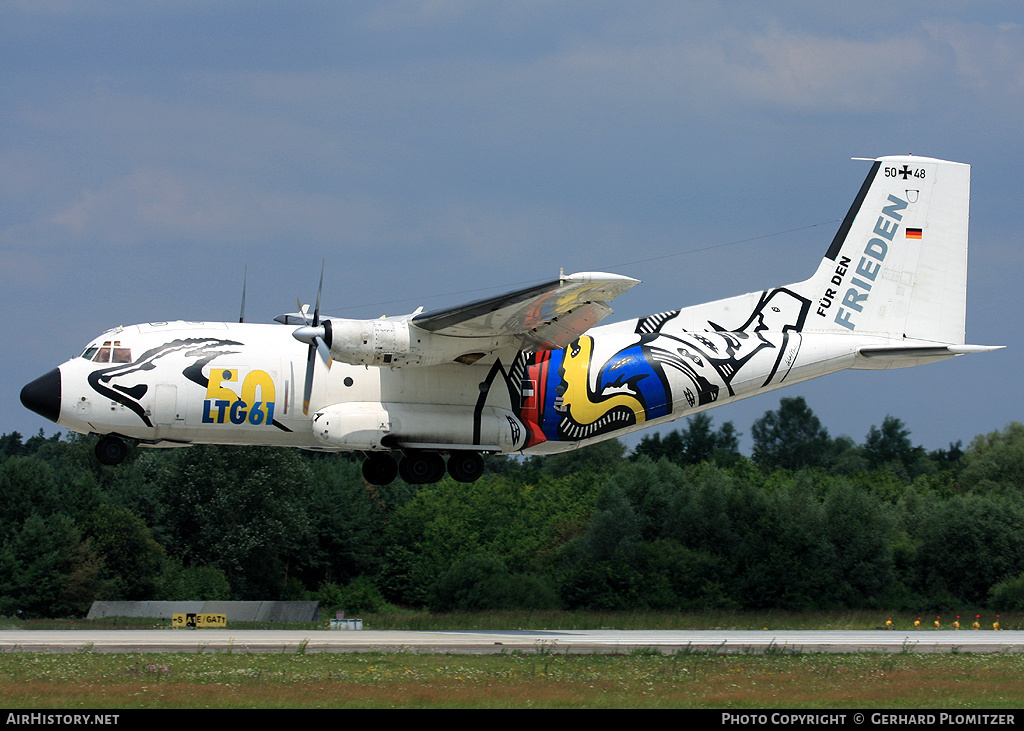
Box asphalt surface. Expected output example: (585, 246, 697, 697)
(1, 629, 1022, 654)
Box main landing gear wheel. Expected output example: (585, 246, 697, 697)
(95, 435, 129, 466)
(399, 452, 446, 485)
(447, 452, 485, 483)
(362, 453, 398, 486)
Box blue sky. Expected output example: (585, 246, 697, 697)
(4, 2, 1021, 452)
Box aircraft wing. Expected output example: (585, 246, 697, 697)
(412, 271, 640, 350)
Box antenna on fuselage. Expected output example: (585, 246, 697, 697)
(239, 265, 248, 323)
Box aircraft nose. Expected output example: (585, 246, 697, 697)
(20, 368, 62, 424)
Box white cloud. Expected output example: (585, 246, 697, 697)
(925, 19, 1024, 110)
(53, 168, 237, 240)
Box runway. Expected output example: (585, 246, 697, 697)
(1, 629, 1022, 655)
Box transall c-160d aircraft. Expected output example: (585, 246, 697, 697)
(21, 155, 1001, 485)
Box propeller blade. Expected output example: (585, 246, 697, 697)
(302, 335, 332, 414)
(303, 343, 316, 415)
(301, 260, 327, 415)
(312, 259, 324, 328)
(316, 337, 331, 365)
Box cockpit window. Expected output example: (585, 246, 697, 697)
(80, 341, 131, 363)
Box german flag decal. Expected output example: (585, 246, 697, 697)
(906, 228, 923, 239)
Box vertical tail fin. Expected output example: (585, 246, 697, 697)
(799, 155, 970, 344)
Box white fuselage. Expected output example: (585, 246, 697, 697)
(48, 316, 943, 456)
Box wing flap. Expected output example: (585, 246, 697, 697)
(522, 302, 613, 350)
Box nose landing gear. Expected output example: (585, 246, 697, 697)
(95, 435, 129, 466)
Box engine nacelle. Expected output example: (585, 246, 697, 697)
(325, 318, 419, 366)
(323, 317, 509, 367)
(312, 402, 528, 453)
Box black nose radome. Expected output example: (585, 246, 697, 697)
(21, 368, 61, 424)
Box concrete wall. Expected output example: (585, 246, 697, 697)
(87, 601, 319, 622)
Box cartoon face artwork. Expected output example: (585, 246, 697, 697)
(709, 287, 810, 334)
(553, 335, 663, 441)
(514, 286, 811, 447)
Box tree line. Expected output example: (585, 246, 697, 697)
(2, 396, 1024, 617)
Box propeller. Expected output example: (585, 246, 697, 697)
(292, 261, 333, 415)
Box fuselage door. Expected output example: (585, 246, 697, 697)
(153, 384, 180, 426)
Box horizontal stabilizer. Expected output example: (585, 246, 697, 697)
(859, 344, 1004, 358)
(854, 342, 1003, 369)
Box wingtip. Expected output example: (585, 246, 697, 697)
(563, 271, 642, 286)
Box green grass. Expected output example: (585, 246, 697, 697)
(354, 609, 1023, 632)
(1, 649, 1023, 708)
